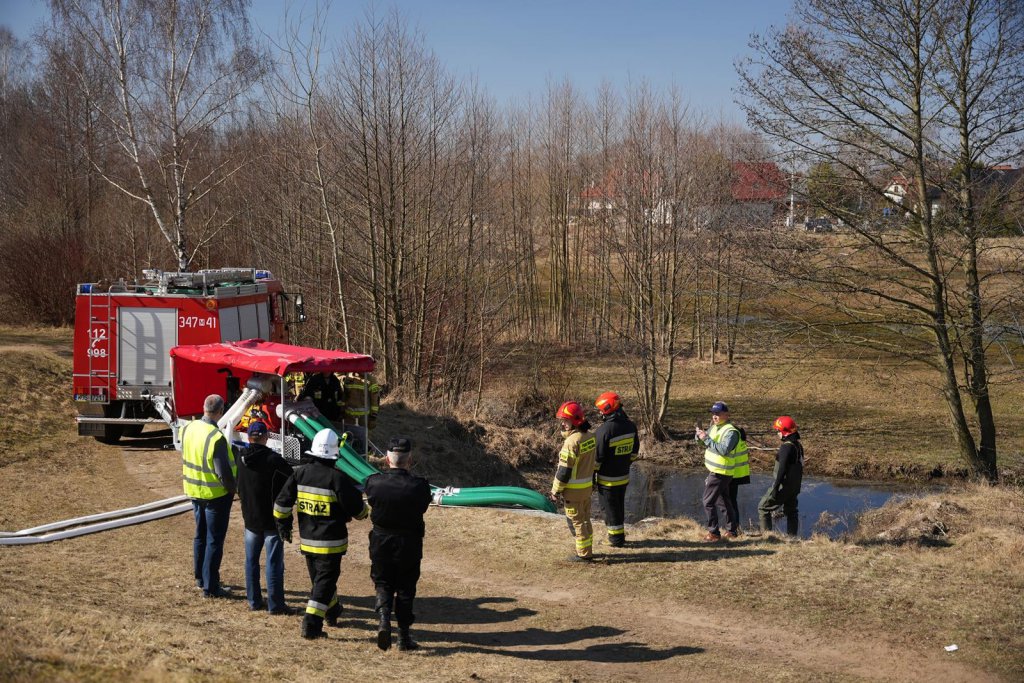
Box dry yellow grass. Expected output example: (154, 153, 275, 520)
(1, 330, 1022, 681)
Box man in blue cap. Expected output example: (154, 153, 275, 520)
(695, 401, 747, 541)
(237, 421, 294, 613)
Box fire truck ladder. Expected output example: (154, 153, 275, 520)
(86, 285, 113, 405)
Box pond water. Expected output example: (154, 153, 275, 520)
(622, 465, 930, 539)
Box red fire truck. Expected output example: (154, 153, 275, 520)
(73, 268, 304, 443)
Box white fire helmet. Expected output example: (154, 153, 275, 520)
(307, 429, 339, 460)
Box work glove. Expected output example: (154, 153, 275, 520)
(276, 523, 292, 544)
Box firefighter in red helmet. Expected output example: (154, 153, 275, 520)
(548, 401, 597, 561)
(593, 391, 639, 547)
(758, 416, 804, 536)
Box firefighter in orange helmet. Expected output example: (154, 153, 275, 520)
(547, 401, 597, 561)
(593, 391, 639, 547)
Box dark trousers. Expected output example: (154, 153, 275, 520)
(702, 473, 737, 535)
(728, 479, 747, 533)
(597, 485, 627, 545)
(758, 488, 800, 536)
(369, 530, 423, 628)
(192, 495, 232, 595)
(303, 554, 342, 632)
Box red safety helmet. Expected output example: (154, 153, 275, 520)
(556, 401, 586, 427)
(773, 415, 798, 436)
(595, 391, 622, 416)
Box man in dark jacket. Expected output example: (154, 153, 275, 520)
(593, 391, 639, 547)
(237, 421, 293, 613)
(758, 416, 804, 536)
(364, 437, 432, 651)
(274, 429, 368, 640)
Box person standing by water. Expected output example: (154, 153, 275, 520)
(695, 401, 742, 541)
(758, 416, 804, 536)
(547, 401, 597, 561)
(593, 391, 639, 547)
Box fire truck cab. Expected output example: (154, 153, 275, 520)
(73, 268, 303, 443)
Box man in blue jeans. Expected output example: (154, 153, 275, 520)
(180, 394, 237, 598)
(237, 421, 294, 613)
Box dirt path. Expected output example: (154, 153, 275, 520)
(115, 441, 997, 682)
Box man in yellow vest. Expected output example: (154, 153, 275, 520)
(180, 394, 237, 598)
(695, 401, 742, 541)
(547, 401, 597, 561)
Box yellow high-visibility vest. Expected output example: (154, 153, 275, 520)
(180, 420, 236, 499)
(704, 423, 741, 476)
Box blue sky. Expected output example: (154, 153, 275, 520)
(1, 0, 793, 121)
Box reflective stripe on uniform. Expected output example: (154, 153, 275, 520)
(607, 524, 625, 536)
(273, 503, 292, 519)
(566, 476, 592, 489)
(306, 599, 328, 617)
(575, 535, 593, 550)
(296, 485, 339, 501)
(299, 537, 348, 554)
(596, 473, 629, 486)
(297, 485, 338, 502)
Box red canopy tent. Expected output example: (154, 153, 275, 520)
(170, 339, 375, 418)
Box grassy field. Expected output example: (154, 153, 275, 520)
(1, 327, 1023, 680)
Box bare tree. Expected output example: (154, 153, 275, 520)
(48, 0, 265, 271)
(738, 0, 1024, 479)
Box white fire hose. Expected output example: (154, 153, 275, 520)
(0, 495, 191, 546)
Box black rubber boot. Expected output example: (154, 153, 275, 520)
(325, 601, 342, 627)
(786, 513, 799, 537)
(397, 627, 419, 651)
(376, 609, 393, 651)
(301, 617, 326, 640)
(608, 536, 625, 548)
(759, 513, 772, 532)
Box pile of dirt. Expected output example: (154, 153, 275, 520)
(852, 485, 1023, 546)
(372, 399, 556, 490)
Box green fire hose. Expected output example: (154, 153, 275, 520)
(290, 412, 556, 513)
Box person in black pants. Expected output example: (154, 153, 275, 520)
(758, 416, 804, 536)
(364, 437, 432, 651)
(274, 429, 368, 640)
(593, 391, 639, 547)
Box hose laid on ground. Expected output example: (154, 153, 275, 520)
(276, 407, 556, 513)
(0, 496, 192, 546)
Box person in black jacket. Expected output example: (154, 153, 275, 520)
(758, 416, 804, 536)
(274, 429, 368, 640)
(237, 421, 294, 614)
(364, 437, 433, 651)
(300, 372, 343, 421)
(593, 391, 639, 547)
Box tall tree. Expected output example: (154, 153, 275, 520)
(738, 0, 1024, 480)
(48, 0, 265, 270)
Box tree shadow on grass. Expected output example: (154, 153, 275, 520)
(420, 633, 703, 662)
(595, 548, 775, 564)
(625, 538, 705, 549)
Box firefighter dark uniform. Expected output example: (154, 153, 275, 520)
(759, 422, 804, 536)
(552, 424, 597, 560)
(364, 439, 432, 651)
(300, 372, 343, 421)
(594, 409, 638, 547)
(274, 429, 368, 639)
